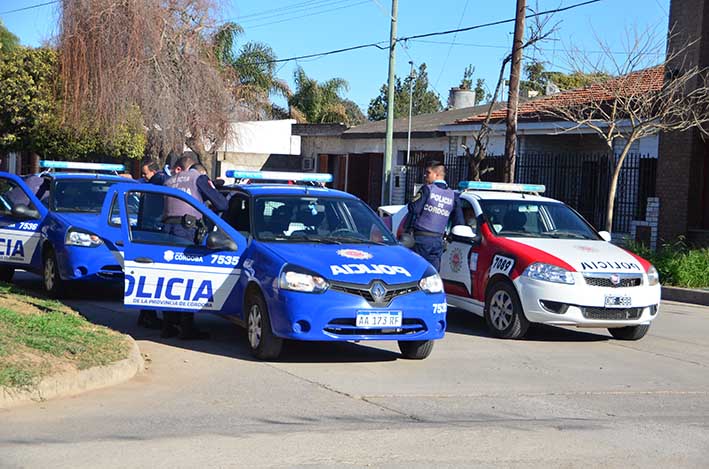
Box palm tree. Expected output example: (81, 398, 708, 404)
(289, 66, 361, 125)
(212, 22, 290, 117)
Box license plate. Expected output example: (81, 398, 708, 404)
(604, 295, 631, 308)
(356, 310, 402, 328)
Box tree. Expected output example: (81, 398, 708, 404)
(457, 65, 490, 105)
(0, 47, 144, 160)
(58, 0, 235, 168)
(543, 30, 709, 232)
(367, 63, 442, 121)
(474, 79, 490, 105)
(288, 67, 360, 125)
(212, 22, 290, 118)
(520, 59, 608, 96)
(0, 20, 19, 55)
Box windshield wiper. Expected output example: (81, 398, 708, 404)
(330, 236, 388, 246)
(290, 234, 342, 244)
(542, 231, 589, 239)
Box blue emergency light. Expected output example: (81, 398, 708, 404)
(40, 160, 125, 172)
(458, 181, 546, 193)
(224, 170, 333, 183)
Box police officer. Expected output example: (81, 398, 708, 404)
(161, 155, 228, 340)
(406, 162, 464, 271)
(136, 159, 168, 330)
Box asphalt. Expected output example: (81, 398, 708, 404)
(1, 272, 708, 468)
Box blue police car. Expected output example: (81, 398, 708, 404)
(0, 161, 134, 296)
(109, 171, 447, 359)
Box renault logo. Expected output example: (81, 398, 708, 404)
(370, 282, 387, 303)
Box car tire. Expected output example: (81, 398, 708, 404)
(484, 281, 529, 339)
(43, 249, 65, 298)
(398, 340, 434, 359)
(246, 291, 283, 360)
(0, 266, 14, 283)
(608, 324, 650, 340)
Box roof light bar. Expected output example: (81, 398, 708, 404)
(40, 160, 125, 172)
(458, 181, 546, 193)
(225, 170, 333, 183)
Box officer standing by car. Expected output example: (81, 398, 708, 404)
(406, 162, 464, 271)
(136, 159, 168, 329)
(161, 155, 228, 340)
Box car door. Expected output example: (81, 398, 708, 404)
(440, 199, 481, 300)
(0, 173, 48, 272)
(110, 183, 247, 314)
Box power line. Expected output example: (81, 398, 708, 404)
(247, 0, 604, 65)
(409, 39, 664, 56)
(234, 0, 345, 21)
(0, 0, 58, 15)
(242, 0, 370, 30)
(434, 0, 470, 89)
(238, 0, 361, 25)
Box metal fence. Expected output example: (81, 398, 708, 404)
(404, 152, 657, 233)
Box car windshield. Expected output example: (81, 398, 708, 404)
(480, 199, 600, 240)
(252, 196, 397, 245)
(52, 179, 118, 213)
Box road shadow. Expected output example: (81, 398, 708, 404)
(445, 306, 611, 343)
(12, 272, 401, 364)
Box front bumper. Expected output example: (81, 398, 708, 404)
(268, 289, 447, 341)
(56, 244, 124, 282)
(514, 275, 661, 328)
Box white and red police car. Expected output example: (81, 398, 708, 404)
(383, 182, 661, 340)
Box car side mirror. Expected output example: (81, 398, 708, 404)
(206, 231, 237, 251)
(11, 204, 40, 220)
(598, 230, 612, 242)
(451, 225, 479, 243)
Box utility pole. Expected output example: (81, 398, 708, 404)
(503, 0, 526, 183)
(382, 0, 398, 205)
(406, 60, 414, 168)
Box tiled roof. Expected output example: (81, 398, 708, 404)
(455, 66, 665, 124)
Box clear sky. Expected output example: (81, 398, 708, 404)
(2, 0, 670, 114)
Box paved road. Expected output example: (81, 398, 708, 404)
(1, 272, 708, 468)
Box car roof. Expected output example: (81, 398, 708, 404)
(224, 183, 359, 199)
(42, 172, 133, 182)
(460, 190, 560, 203)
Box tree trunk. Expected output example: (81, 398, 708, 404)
(503, 0, 526, 183)
(605, 142, 633, 233)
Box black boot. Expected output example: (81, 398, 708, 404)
(160, 312, 180, 338)
(138, 310, 163, 329)
(178, 313, 210, 340)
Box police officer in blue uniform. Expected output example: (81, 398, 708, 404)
(407, 162, 464, 271)
(161, 155, 228, 340)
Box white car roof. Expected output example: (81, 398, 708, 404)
(460, 190, 560, 203)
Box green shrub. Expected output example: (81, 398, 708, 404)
(626, 238, 709, 288)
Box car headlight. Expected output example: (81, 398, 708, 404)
(524, 262, 575, 284)
(65, 228, 103, 247)
(279, 265, 328, 293)
(419, 267, 444, 293)
(647, 265, 660, 286)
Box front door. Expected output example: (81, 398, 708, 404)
(111, 184, 247, 314)
(0, 173, 48, 272)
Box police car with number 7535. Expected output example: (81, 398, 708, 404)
(109, 170, 447, 360)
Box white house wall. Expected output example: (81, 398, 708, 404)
(219, 119, 301, 155)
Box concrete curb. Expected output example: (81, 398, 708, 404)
(0, 337, 144, 410)
(662, 286, 709, 307)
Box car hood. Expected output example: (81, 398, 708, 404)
(261, 242, 431, 284)
(508, 238, 647, 273)
(53, 212, 105, 233)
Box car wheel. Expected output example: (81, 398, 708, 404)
(43, 249, 64, 298)
(398, 340, 434, 359)
(0, 266, 14, 283)
(484, 281, 529, 339)
(246, 291, 283, 360)
(608, 324, 650, 340)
